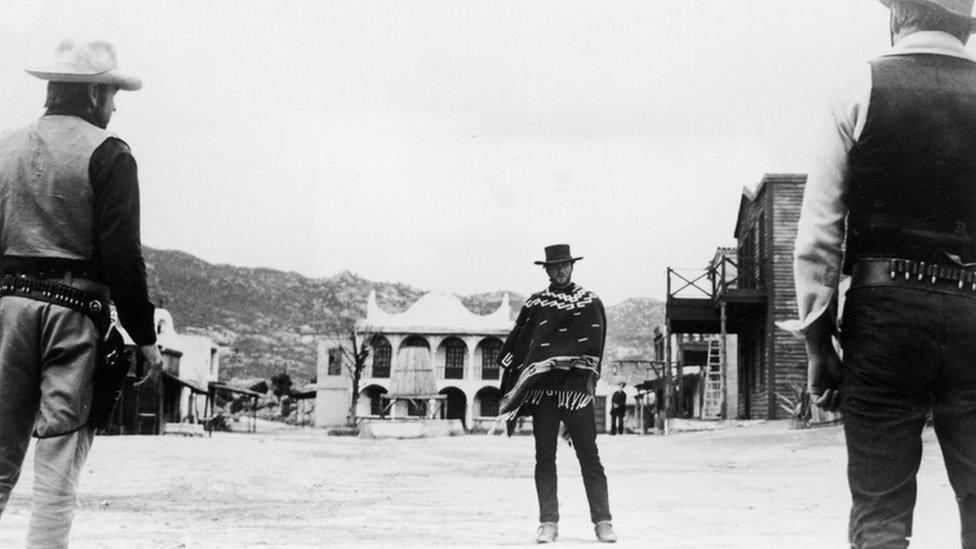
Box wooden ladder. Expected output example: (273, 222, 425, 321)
(702, 338, 723, 418)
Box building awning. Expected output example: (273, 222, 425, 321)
(162, 372, 209, 394)
(208, 382, 262, 398)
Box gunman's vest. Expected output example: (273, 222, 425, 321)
(845, 54, 976, 273)
(0, 115, 113, 267)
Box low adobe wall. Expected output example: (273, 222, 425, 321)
(358, 418, 465, 439)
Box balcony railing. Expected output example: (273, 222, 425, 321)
(667, 256, 760, 301)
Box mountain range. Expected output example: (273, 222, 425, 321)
(143, 247, 664, 382)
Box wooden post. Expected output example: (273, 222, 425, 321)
(720, 299, 728, 420)
(663, 322, 672, 435)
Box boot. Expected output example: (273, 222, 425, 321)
(536, 522, 558, 543)
(595, 521, 617, 543)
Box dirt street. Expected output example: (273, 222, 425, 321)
(0, 421, 960, 548)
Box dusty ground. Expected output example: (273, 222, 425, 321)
(0, 420, 961, 548)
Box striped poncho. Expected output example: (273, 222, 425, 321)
(496, 283, 606, 432)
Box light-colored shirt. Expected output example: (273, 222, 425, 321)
(786, 31, 976, 334)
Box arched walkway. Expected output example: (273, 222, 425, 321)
(439, 386, 467, 428)
(475, 386, 502, 418)
(359, 384, 388, 417)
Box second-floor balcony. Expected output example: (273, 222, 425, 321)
(666, 256, 766, 335)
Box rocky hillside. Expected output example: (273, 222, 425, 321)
(143, 247, 663, 381)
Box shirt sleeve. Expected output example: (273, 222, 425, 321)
(780, 63, 871, 335)
(90, 138, 157, 345)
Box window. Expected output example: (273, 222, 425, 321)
(481, 340, 501, 380)
(444, 339, 465, 379)
(327, 347, 343, 376)
(371, 336, 392, 378)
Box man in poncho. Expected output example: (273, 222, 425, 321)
(498, 244, 616, 544)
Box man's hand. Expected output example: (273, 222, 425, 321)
(807, 340, 842, 411)
(133, 344, 163, 390)
(804, 314, 842, 411)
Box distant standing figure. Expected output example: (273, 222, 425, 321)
(0, 40, 162, 548)
(497, 244, 617, 544)
(610, 382, 627, 435)
(790, 1, 976, 546)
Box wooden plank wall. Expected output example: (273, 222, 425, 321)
(768, 179, 808, 419)
(736, 195, 770, 418)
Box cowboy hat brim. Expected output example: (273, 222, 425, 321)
(879, 0, 976, 33)
(25, 67, 142, 91)
(534, 256, 583, 265)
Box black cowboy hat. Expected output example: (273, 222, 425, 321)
(534, 244, 583, 265)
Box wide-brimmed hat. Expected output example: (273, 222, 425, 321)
(26, 39, 142, 91)
(534, 244, 583, 266)
(880, 0, 976, 33)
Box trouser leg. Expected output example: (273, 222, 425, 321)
(0, 382, 38, 518)
(26, 428, 93, 549)
(840, 287, 939, 549)
(25, 299, 99, 547)
(933, 294, 976, 549)
(532, 399, 561, 523)
(0, 298, 42, 518)
(563, 403, 611, 524)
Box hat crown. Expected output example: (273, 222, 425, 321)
(544, 244, 574, 262)
(883, 0, 976, 20)
(937, 0, 976, 16)
(49, 39, 118, 75)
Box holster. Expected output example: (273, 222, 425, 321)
(89, 324, 135, 430)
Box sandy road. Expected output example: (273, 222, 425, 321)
(0, 421, 960, 548)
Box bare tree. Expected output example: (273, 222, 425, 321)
(340, 325, 375, 427)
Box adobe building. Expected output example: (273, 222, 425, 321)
(665, 173, 806, 420)
(316, 291, 512, 432)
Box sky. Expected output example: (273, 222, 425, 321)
(0, 1, 916, 304)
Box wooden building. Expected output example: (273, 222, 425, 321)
(665, 173, 806, 420)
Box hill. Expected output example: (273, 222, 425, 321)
(143, 247, 663, 381)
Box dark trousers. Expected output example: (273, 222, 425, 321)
(610, 411, 624, 435)
(532, 396, 611, 524)
(841, 285, 976, 548)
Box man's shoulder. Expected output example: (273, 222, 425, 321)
(522, 285, 602, 310)
(95, 136, 132, 156)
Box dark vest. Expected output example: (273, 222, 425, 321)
(844, 54, 976, 272)
(0, 115, 112, 261)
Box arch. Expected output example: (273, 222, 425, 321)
(475, 386, 502, 418)
(476, 337, 503, 380)
(439, 386, 468, 428)
(400, 335, 430, 351)
(369, 335, 392, 378)
(359, 384, 389, 417)
(439, 336, 468, 380)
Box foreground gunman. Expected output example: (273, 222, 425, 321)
(791, 1, 976, 546)
(0, 40, 162, 548)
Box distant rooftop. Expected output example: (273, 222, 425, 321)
(363, 291, 513, 334)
